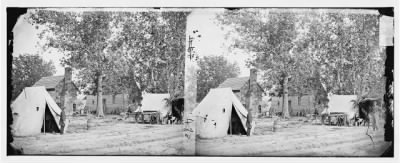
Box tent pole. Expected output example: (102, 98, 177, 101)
(230, 109, 232, 135)
(43, 107, 46, 135)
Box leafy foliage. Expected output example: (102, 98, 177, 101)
(109, 11, 188, 100)
(11, 54, 56, 100)
(196, 55, 240, 102)
(217, 9, 384, 117)
(217, 10, 305, 118)
(29, 10, 120, 116)
(295, 11, 383, 96)
(28, 9, 188, 116)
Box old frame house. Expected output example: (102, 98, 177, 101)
(218, 69, 265, 117)
(32, 67, 79, 115)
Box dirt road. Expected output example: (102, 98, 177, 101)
(12, 116, 191, 155)
(12, 116, 391, 156)
(196, 118, 391, 156)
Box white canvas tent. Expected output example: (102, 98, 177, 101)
(11, 86, 62, 136)
(192, 88, 248, 138)
(139, 93, 170, 118)
(328, 94, 357, 118)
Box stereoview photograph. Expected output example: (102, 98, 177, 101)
(7, 8, 394, 157)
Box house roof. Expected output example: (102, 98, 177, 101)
(218, 77, 265, 93)
(33, 75, 65, 89)
(218, 77, 250, 91)
(33, 75, 80, 93)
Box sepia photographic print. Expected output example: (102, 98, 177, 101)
(2, 0, 398, 162)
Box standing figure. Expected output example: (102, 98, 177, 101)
(60, 107, 66, 135)
(134, 104, 143, 122)
(321, 105, 329, 125)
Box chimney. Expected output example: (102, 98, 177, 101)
(248, 68, 257, 116)
(250, 68, 257, 87)
(65, 67, 72, 85)
(60, 67, 72, 109)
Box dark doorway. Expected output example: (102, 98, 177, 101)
(41, 104, 60, 133)
(227, 105, 247, 135)
(171, 98, 184, 122)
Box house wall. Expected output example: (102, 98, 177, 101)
(64, 83, 78, 115)
(271, 95, 316, 116)
(50, 80, 78, 116)
(45, 80, 78, 116)
(86, 94, 130, 114)
(234, 82, 264, 118)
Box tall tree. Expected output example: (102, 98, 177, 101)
(217, 9, 383, 118)
(11, 54, 56, 100)
(29, 10, 123, 117)
(29, 10, 189, 116)
(196, 55, 240, 102)
(217, 10, 308, 118)
(109, 11, 188, 104)
(295, 11, 382, 96)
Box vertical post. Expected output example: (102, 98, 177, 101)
(43, 108, 46, 135)
(229, 113, 232, 135)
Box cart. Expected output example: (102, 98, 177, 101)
(129, 111, 161, 124)
(326, 112, 348, 126)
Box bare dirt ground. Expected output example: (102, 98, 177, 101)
(12, 115, 391, 156)
(12, 115, 192, 155)
(196, 117, 391, 156)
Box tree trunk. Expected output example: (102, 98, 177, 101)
(129, 75, 142, 106)
(96, 72, 104, 117)
(122, 92, 125, 111)
(337, 71, 341, 94)
(298, 94, 302, 113)
(353, 72, 356, 95)
(311, 89, 317, 114)
(282, 75, 290, 119)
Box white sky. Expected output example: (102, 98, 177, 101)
(12, 8, 251, 77)
(187, 9, 251, 77)
(12, 13, 65, 75)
